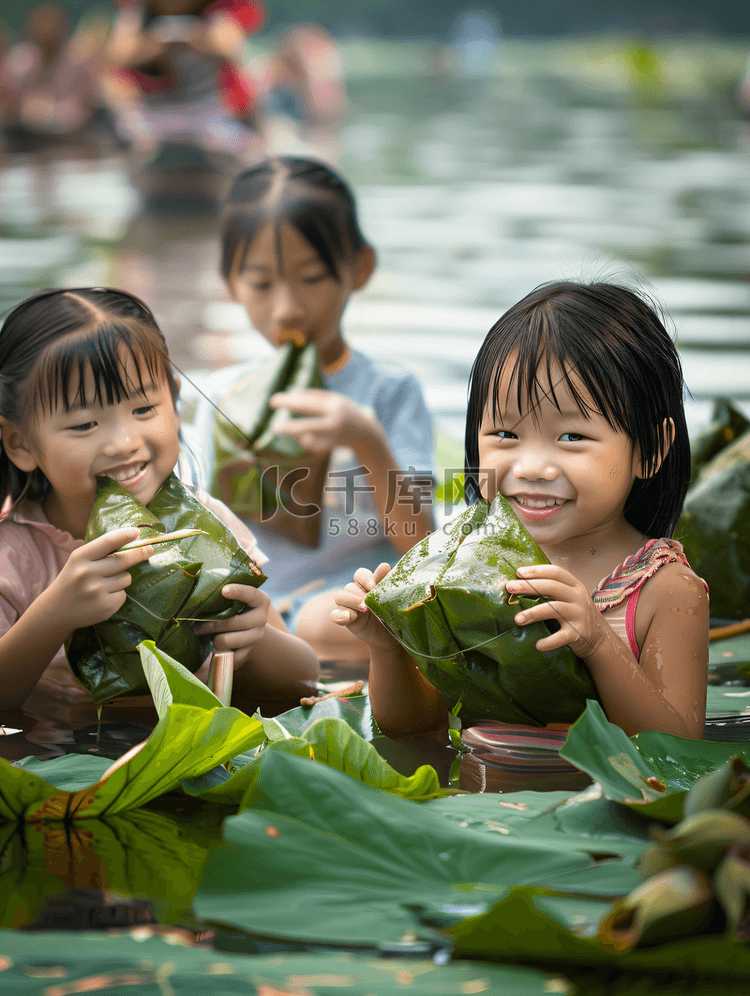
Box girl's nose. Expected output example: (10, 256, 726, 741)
(102, 419, 141, 457)
(512, 447, 558, 482)
(272, 282, 305, 330)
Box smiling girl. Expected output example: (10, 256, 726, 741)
(0, 287, 318, 709)
(333, 282, 710, 739)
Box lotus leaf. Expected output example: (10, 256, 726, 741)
(559, 700, 750, 824)
(364, 494, 597, 727)
(211, 341, 330, 546)
(65, 474, 266, 702)
(0, 933, 560, 995)
(678, 426, 750, 621)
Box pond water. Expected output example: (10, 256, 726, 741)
(0, 37, 749, 939)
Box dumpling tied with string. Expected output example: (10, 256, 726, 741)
(364, 494, 597, 727)
(65, 473, 266, 703)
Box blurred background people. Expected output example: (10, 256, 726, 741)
(104, 0, 266, 167)
(0, 4, 112, 152)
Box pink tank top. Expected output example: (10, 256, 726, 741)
(591, 538, 707, 660)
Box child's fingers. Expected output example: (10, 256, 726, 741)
(506, 577, 577, 602)
(85, 527, 142, 558)
(220, 584, 268, 608)
(333, 586, 368, 612)
(352, 567, 380, 592)
(269, 388, 328, 413)
(331, 606, 358, 627)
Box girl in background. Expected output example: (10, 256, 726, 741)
(333, 281, 709, 738)
(193, 156, 436, 661)
(0, 287, 318, 710)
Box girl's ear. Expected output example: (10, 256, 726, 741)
(0, 419, 37, 473)
(352, 244, 377, 291)
(638, 417, 675, 479)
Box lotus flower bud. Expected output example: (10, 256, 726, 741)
(683, 755, 750, 818)
(713, 851, 750, 939)
(639, 810, 750, 878)
(599, 866, 715, 952)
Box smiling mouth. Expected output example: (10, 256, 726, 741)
(512, 496, 568, 509)
(100, 463, 147, 484)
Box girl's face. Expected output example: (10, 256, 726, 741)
(228, 221, 371, 369)
(18, 350, 180, 539)
(476, 358, 643, 557)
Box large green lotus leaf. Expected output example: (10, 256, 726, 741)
(193, 750, 639, 950)
(690, 397, 750, 481)
(138, 640, 223, 720)
(559, 700, 750, 823)
(0, 702, 265, 821)
(448, 885, 750, 980)
(272, 693, 379, 741)
(0, 932, 561, 995)
(425, 787, 650, 866)
(365, 495, 597, 727)
(65, 474, 266, 702)
(0, 805, 219, 930)
(678, 427, 750, 621)
(182, 716, 445, 806)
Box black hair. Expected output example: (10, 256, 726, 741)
(220, 156, 369, 284)
(464, 281, 691, 538)
(0, 287, 179, 507)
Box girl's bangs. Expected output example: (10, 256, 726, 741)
(488, 310, 631, 436)
(29, 320, 170, 420)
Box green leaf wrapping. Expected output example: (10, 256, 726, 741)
(364, 494, 597, 727)
(64, 474, 266, 703)
(211, 342, 330, 546)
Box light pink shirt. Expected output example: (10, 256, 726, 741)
(0, 490, 268, 668)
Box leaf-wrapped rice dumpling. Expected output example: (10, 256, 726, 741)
(212, 342, 330, 547)
(365, 495, 597, 727)
(65, 473, 266, 703)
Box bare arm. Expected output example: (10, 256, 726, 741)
(270, 389, 435, 555)
(0, 528, 153, 709)
(506, 563, 709, 738)
(331, 564, 447, 736)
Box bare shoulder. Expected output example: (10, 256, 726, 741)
(638, 560, 709, 628)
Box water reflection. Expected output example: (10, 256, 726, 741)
(0, 799, 224, 930)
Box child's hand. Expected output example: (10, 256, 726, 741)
(505, 564, 608, 660)
(193, 584, 271, 668)
(331, 563, 398, 653)
(269, 388, 369, 453)
(48, 527, 154, 631)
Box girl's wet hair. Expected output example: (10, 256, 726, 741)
(0, 287, 178, 506)
(464, 281, 691, 538)
(220, 156, 369, 283)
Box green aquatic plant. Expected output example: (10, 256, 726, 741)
(365, 494, 597, 726)
(65, 473, 266, 703)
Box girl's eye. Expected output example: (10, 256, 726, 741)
(302, 272, 327, 285)
(560, 432, 585, 442)
(70, 421, 95, 432)
(250, 281, 271, 291)
(133, 404, 155, 416)
(494, 429, 517, 440)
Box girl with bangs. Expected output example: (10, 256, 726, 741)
(0, 287, 318, 709)
(333, 281, 710, 739)
(192, 156, 435, 663)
